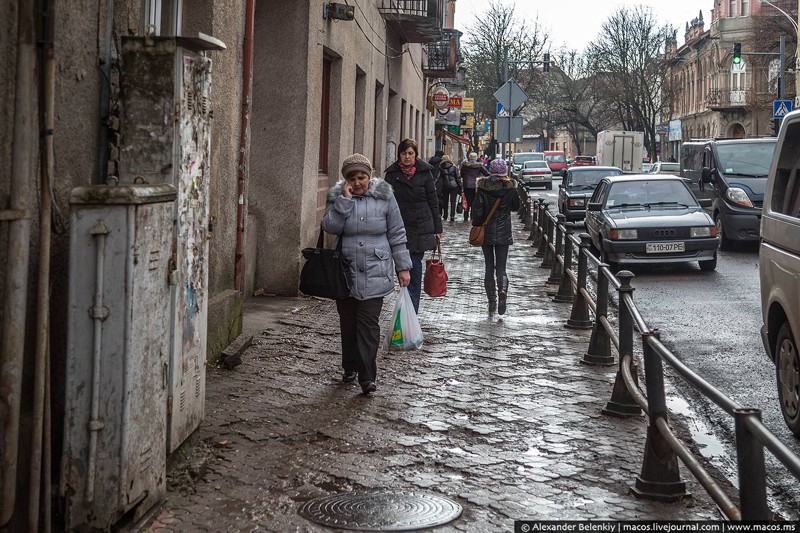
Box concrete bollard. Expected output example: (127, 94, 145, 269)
(602, 271, 643, 417)
(631, 330, 689, 502)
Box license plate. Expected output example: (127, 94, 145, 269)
(646, 242, 685, 253)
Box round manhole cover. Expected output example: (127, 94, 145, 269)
(298, 490, 462, 531)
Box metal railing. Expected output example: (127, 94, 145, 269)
(524, 196, 800, 520)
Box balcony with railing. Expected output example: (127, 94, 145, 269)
(708, 88, 749, 110)
(422, 29, 462, 79)
(379, 0, 444, 43)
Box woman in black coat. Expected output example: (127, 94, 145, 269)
(471, 158, 520, 315)
(384, 138, 443, 313)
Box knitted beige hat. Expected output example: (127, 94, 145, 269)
(341, 153, 372, 178)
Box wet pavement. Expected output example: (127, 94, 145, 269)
(148, 217, 728, 532)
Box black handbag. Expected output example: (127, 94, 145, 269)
(299, 228, 351, 299)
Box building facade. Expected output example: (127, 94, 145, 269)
(662, 1, 795, 160)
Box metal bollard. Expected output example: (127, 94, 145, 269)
(567, 234, 593, 329)
(547, 214, 565, 284)
(540, 207, 555, 267)
(554, 222, 576, 302)
(602, 271, 643, 417)
(734, 408, 770, 520)
(528, 199, 538, 241)
(517, 186, 527, 219)
(582, 261, 614, 364)
(523, 197, 533, 232)
(535, 202, 548, 256)
(631, 330, 689, 501)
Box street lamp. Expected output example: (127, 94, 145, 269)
(759, 0, 800, 106)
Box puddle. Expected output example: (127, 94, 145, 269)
(667, 395, 727, 459)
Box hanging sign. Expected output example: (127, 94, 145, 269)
(431, 86, 450, 110)
(461, 98, 474, 113)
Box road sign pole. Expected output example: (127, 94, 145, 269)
(780, 36, 785, 99)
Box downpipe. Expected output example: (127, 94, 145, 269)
(234, 0, 255, 291)
(1, 1, 37, 525)
(86, 220, 110, 502)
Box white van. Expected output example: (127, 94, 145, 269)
(759, 109, 800, 437)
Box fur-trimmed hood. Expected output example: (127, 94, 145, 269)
(327, 177, 394, 203)
(461, 160, 484, 169)
(476, 177, 517, 191)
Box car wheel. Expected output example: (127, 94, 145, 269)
(600, 244, 618, 273)
(699, 251, 717, 271)
(775, 322, 800, 436)
(715, 213, 732, 251)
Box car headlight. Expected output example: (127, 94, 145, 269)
(690, 226, 717, 238)
(609, 229, 638, 240)
(725, 187, 753, 208)
(568, 198, 585, 207)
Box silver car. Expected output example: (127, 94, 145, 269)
(760, 108, 800, 437)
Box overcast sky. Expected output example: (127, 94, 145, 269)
(454, 0, 709, 52)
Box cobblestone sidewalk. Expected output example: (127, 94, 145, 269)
(148, 218, 727, 532)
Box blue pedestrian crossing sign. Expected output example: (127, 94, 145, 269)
(774, 99, 792, 119)
(496, 102, 510, 118)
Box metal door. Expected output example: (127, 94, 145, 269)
(167, 49, 211, 451)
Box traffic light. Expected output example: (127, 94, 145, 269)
(733, 43, 742, 64)
(542, 53, 550, 73)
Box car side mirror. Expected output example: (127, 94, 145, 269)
(698, 198, 712, 208)
(587, 202, 602, 212)
(701, 167, 714, 183)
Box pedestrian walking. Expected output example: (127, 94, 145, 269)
(321, 153, 412, 395)
(460, 151, 489, 221)
(472, 158, 520, 315)
(439, 155, 462, 222)
(384, 138, 442, 314)
(428, 150, 445, 217)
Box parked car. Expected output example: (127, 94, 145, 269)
(648, 161, 680, 175)
(544, 150, 568, 176)
(759, 108, 800, 436)
(681, 138, 777, 249)
(558, 166, 623, 221)
(584, 175, 719, 271)
(512, 152, 545, 173)
(519, 160, 553, 189)
(570, 156, 596, 168)
(641, 162, 653, 173)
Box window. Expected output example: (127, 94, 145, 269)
(730, 60, 746, 105)
(741, 0, 749, 16)
(772, 124, 800, 215)
(354, 67, 366, 154)
(319, 57, 331, 174)
(373, 82, 384, 169)
(729, 0, 736, 17)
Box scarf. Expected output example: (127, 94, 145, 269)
(399, 161, 416, 179)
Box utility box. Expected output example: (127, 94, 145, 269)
(62, 184, 177, 530)
(119, 35, 224, 452)
(596, 130, 644, 173)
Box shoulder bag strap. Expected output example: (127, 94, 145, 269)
(482, 198, 502, 227)
(318, 225, 345, 252)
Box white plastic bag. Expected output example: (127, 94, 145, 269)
(385, 287, 424, 351)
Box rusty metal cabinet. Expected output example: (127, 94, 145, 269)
(62, 184, 176, 530)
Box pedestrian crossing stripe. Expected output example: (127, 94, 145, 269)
(776, 101, 790, 117)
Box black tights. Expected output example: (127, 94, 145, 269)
(482, 244, 509, 284)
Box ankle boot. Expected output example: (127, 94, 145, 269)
(484, 279, 497, 314)
(497, 275, 509, 315)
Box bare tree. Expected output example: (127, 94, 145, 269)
(461, 1, 550, 143)
(745, 0, 798, 106)
(586, 6, 675, 159)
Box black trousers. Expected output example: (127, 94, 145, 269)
(463, 188, 476, 220)
(336, 297, 384, 383)
(442, 189, 459, 219)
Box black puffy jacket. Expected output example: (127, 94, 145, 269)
(384, 159, 443, 253)
(471, 177, 520, 246)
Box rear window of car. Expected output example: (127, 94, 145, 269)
(657, 162, 679, 173)
(575, 156, 593, 163)
(524, 161, 549, 169)
(545, 153, 566, 163)
(514, 153, 544, 166)
(570, 169, 623, 186)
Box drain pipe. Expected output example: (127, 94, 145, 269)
(234, 0, 255, 291)
(29, 0, 55, 527)
(0, 0, 37, 526)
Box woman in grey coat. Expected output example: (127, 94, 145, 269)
(321, 153, 411, 395)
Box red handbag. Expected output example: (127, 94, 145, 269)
(423, 238, 448, 297)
